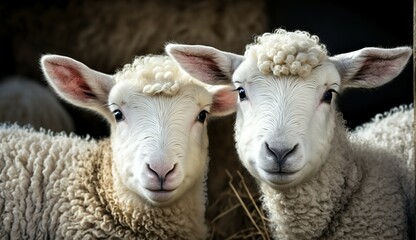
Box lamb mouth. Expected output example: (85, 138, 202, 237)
(261, 167, 300, 175)
(259, 168, 301, 185)
(266, 169, 296, 174)
(145, 187, 178, 194)
(145, 188, 178, 203)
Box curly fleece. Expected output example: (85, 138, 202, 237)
(260, 113, 408, 239)
(0, 124, 207, 239)
(245, 28, 327, 78)
(352, 104, 414, 236)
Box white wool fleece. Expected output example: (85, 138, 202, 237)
(0, 124, 207, 239)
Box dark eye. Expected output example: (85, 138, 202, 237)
(236, 87, 247, 101)
(113, 109, 124, 122)
(197, 110, 208, 123)
(322, 89, 337, 104)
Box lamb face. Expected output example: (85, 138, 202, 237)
(166, 29, 412, 191)
(41, 54, 236, 206)
(232, 59, 341, 189)
(167, 29, 412, 238)
(108, 81, 212, 205)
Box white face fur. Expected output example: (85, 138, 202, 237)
(108, 82, 211, 205)
(166, 38, 411, 192)
(232, 59, 341, 189)
(40, 54, 236, 207)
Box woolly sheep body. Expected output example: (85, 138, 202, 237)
(0, 54, 237, 239)
(352, 104, 414, 179)
(0, 124, 206, 239)
(351, 104, 414, 237)
(166, 28, 413, 239)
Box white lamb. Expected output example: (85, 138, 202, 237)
(166, 29, 413, 239)
(0, 54, 236, 239)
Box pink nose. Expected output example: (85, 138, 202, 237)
(147, 163, 177, 190)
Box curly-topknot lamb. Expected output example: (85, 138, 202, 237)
(166, 28, 413, 239)
(0, 53, 237, 239)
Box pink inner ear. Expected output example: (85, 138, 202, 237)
(48, 62, 95, 100)
(175, 52, 229, 84)
(354, 54, 407, 87)
(211, 89, 237, 115)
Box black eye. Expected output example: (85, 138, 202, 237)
(322, 89, 337, 104)
(197, 110, 208, 123)
(113, 109, 124, 122)
(236, 87, 247, 101)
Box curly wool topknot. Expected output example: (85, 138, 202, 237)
(246, 29, 328, 78)
(115, 55, 181, 96)
(142, 81, 180, 96)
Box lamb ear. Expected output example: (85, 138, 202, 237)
(207, 85, 237, 117)
(330, 46, 412, 89)
(40, 54, 115, 115)
(165, 43, 244, 85)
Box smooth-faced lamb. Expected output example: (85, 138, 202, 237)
(0, 54, 236, 239)
(166, 28, 413, 239)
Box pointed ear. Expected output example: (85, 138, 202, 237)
(207, 85, 237, 117)
(40, 54, 115, 117)
(330, 46, 412, 89)
(165, 43, 244, 85)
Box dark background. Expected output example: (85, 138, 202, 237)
(0, 0, 413, 137)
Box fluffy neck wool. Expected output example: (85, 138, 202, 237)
(94, 140, 208, 239)
(260, 119, 363, 239)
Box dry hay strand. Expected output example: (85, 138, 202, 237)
(208, 169, 271, 240)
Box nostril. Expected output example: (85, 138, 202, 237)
(147, 164, 160, 179)
(287, 144, 298, 157)
(265, 142, 298, 164)
(165, 164, 177, 179)
(147, 163, 177, 189)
